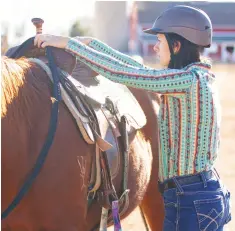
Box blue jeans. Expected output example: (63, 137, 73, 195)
(160, 170, 231, 231)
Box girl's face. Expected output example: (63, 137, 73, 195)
(153, 34, 171, 68)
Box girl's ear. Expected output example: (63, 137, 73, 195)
(173, 41, 181, 54)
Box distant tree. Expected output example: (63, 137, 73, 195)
(69, 20, 91, 37)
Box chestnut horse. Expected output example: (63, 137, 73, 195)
(1, 46, 163, 230)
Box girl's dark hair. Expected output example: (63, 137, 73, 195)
(166, 33, 203, 69)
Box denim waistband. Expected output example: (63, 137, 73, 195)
(158, 169, 220, 194)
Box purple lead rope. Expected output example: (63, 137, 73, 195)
(112, 200, 122, 231)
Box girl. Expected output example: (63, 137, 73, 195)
(34, 5, 231, 231)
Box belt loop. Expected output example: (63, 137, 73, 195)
(172, 177, 184, 195)
(200, 172, 207, 188)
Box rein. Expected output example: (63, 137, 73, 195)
(2, 38, 61, 220)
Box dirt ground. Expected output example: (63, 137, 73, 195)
(108, 64, 235, 231)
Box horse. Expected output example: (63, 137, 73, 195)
(1, 39, 164, 231)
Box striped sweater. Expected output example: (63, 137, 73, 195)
(65, 38, 221, 182)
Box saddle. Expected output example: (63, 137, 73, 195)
(68, 62, 146, 192)
(5, 41, 146, 213)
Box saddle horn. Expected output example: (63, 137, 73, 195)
(31, 18, 44, 34)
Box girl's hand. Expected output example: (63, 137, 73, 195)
(34, 34, 70, 49)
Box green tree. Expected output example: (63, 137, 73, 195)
(69, 20, 91, 37)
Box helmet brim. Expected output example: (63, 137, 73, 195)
(143, 27, 164, 35)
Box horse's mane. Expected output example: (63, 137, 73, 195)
(1, 56, 51, 130)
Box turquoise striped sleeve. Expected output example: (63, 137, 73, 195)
(65, 38, 194, 94)
(88, 38, 144, 68)
(73, 37, 144, 68)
